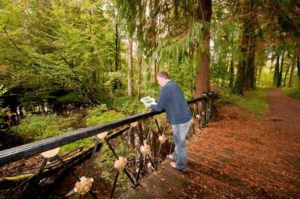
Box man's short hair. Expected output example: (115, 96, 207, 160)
(157, 71, 170, 79)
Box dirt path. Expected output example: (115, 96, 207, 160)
(120, 89, 300, 198)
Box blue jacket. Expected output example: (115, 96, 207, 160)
(150, 81, 192, 124)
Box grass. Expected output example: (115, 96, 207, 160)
(216, 88, 268, 115)
(281, 87, 300, 100)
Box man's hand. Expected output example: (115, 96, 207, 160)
(144, 103, 150, 108)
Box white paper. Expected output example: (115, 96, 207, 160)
(140, 96, 157, 106)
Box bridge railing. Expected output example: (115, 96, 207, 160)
(0, 92, 214, 199)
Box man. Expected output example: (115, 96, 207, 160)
(146, 71, 192, 172)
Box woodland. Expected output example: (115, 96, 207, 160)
(0, 0, 299, 148)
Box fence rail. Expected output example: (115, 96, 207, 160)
(0, 92, 214, 199)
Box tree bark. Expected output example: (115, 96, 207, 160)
(283, 57, 291, 87)
(288, 52, 297, 87)
(152, 60, 157, 83)
(277, 52, 285, 87)
(234, 24, 249, 95)
(127, 37, 133, 97)
(137, 55, 142, 99)
(233, 1, 258, 94)
(273, 54, 280, 87)
(297, 55, 300, 80)
(195, 0, 212, 97)
(115, 23, 119, 71)
(229, 53, 234, 88)
(234, 29, 256, 93)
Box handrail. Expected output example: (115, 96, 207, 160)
(0, 94, 208, 167)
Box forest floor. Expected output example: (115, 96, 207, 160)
(120, 88, 300, 199)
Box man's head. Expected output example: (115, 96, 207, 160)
(157, 71, 170, 87)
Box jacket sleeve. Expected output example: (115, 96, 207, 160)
(150, 88, 167, 112)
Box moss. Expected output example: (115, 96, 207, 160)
(0, 174, 34, 181)
(86, 107, 126, 126)
(11, 114, 72, 140)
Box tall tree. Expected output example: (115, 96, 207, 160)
(273, 54, 280, 87)
(0, 0, 118, 105)
(297, 55, 300, 81)
(137, 54, 142, 99)
(127, 37, 133, 97)
(288, 51, 297, 87)
(117, 0, 212, 97)
(195, 0, 212, 97)
(278, 52, 285, 87)
(115, 23, 120, 71)
(233, 0, 259, 94)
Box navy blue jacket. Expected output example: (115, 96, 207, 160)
(150, 81, 192, 124)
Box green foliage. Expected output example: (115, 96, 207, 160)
(60, 137, 95, 154)
(256, 67, 274, 88)
(11, 114, 73, 140)
(86, 104, 126, 126)
(11, 112, 95, 152)
(110, 96, 146, 114)
(0, 0, 120, 104)
(0, 85, 8, 125)
(217, 88, 268, 115)
(281, 87, 300, 100)
(57, 92, 85, 104)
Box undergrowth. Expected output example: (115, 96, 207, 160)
(281, 87, 300, 100)
(216, 88, 268, 115)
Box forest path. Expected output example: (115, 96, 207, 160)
(120, 88, 300, 198)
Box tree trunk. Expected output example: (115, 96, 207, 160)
(288, 53, 297, 87)
(245, 53, 256, 89)
(234, 24, 249, 95)
(273, 54, 280, 87)
(277, 52, 285, 87)
(297, 55, 300, 80)
(115, 23, 119, 71)
(283, 57, 291, 87)
(137, 55, 142, 99)
(229, 54, 234, 88)
(234, 24, 256, 94)
(233, 1, 258, 94)
(151, 60, 157, 83)
(127, 37, 133, 97)
(195, 0, 212, 97)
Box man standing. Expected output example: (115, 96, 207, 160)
(147, 71, 192, 172)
